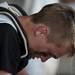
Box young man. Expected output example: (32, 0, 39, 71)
(0, 2, 75, 75)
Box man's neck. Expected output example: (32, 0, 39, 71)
(18, 16, 34, 37)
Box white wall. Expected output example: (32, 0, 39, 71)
(26, 58, 59, 75)
(23, 0, 59, 15)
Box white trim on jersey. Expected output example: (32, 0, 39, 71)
(0, 14, 17, 31)
(9, 5, 22, 16)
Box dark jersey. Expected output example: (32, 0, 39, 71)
(0, 2, 29, 75)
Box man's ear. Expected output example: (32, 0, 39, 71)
(34, 24, 49, 37)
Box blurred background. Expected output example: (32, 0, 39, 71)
(0, 0, 75, 75)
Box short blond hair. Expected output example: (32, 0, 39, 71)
(31, 3, 75, 55)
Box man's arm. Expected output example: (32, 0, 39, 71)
(0, 23, 21, 75)
(16, 68, 28, 75)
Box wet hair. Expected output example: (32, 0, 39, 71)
(31, 3, 75, 55)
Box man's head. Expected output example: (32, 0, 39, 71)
(19, 3, 75, 62)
